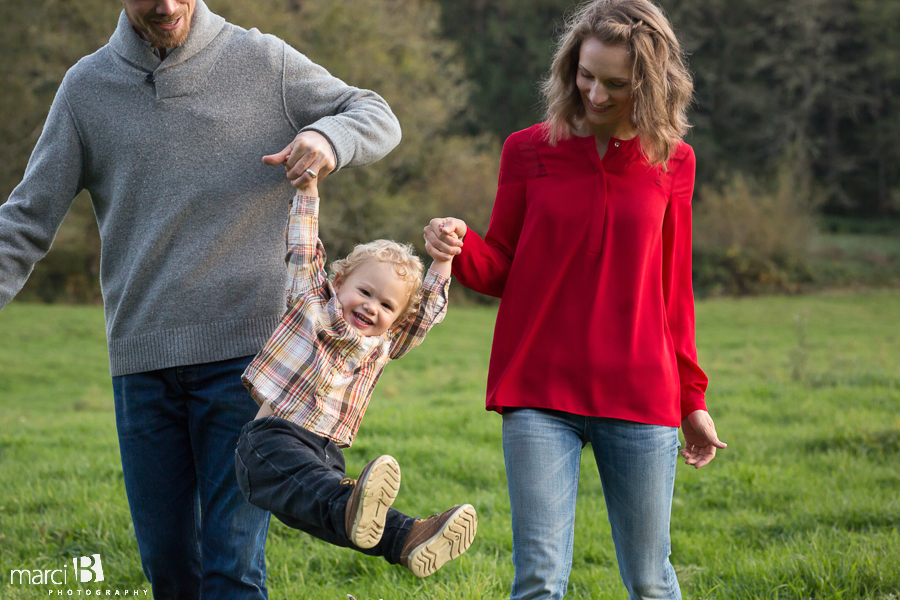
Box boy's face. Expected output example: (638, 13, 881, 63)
(333, 261, 410, 337)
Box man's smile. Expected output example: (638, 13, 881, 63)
(153, 16, 183, 30)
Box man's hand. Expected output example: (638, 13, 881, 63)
(680, 410, 727, 469)
(424, 217, 467, 262)
(263, 131, 336, 190)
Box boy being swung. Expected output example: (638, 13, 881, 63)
(235, 176, 476, 578)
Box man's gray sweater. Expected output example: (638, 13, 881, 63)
(0, 1, 401, 376)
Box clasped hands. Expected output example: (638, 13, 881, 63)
(423, 217, 467, 262)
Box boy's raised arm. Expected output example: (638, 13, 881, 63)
(285, 182, 326, 307)
(388, 220, 462, 359)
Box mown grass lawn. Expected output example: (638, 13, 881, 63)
(1, 291, 898, 599)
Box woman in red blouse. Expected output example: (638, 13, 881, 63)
(425, 0, 726, 598)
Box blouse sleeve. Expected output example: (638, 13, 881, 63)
(661, 146, 709, 418)
(451, 134, 528, 297)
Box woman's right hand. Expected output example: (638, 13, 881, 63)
(424, 217, 467, 261)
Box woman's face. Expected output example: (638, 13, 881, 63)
(575, 38, 635, 137)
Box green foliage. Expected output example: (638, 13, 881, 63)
(3, 0, 899, 304)
(2, 292, 900, 598)
(820, 215, 900, 236)
(692, 159, 819, 296)
(434, 0, 900, 216)
(2, 0, 498, 302)
(692, 247, 815, 297)
(665, 0, 900, 216)
(431, 0, 571, 138)
(692, 163, 900, 295)
(0, 0, 122, 203)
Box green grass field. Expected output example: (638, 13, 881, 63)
(1, 291, 899, 599)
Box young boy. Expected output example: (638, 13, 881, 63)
(234, 178, 476, 578)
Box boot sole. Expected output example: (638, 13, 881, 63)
(406, 504, 477, 578)
(348, 455, 401, 549)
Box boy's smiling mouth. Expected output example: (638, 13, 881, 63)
(351, 311, 374, 328)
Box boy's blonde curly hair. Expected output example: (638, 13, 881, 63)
(330, 239, 425, 325)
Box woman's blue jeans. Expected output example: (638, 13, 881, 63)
(502, 409, 681, 600)
(112, 355, 270, 600)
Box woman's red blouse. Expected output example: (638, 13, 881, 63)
(452, 124, 708, 426)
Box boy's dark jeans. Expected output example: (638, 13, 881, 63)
(235, 416, 416, 564)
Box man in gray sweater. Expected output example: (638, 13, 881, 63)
(0, 0, 401, 597)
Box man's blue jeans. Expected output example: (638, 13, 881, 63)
(502, 409, 681, 600)
(112, 355, 270, 600)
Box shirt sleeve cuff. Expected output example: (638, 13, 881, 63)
(423, 267, 451, 293)
(680, 386, 708, 420)
(291, 194, 320, 216)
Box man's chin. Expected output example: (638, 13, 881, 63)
(145, 23, 191, 50)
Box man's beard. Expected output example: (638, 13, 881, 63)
(141, 14, 191, 49)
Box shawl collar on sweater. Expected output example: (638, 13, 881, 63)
(108, 0, 228, 99)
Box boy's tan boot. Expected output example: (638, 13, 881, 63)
(343, 455, 401, 549)
(399, 504, 477, 578)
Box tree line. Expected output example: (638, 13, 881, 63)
(1, 0, 897, 303)
(434, 0, 900, 217)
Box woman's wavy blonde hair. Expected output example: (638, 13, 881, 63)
(330, 239, 425, 326)
(541, 0, 693, 167)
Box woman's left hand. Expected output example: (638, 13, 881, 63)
(680, 410, 727, 469)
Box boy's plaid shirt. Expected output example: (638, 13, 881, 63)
(242, 194, 450, 448)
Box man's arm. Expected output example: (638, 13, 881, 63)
(0, 84, 85, 309)
(277, 42, 402, 182)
